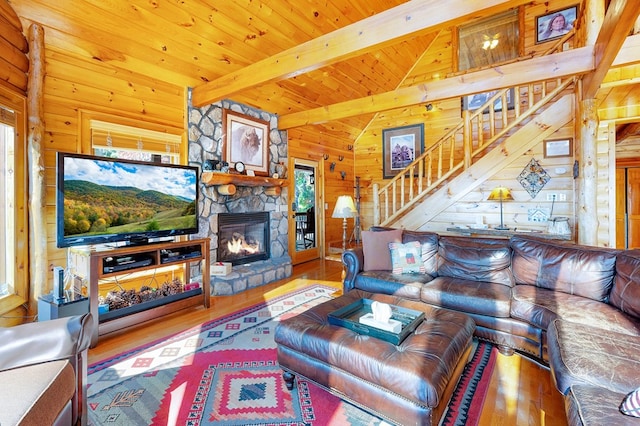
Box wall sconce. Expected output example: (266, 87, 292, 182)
(338, 155, 344, 161)
(347, 144, 353, 151)
(323, 154, 329, 160)
(425, 103, 433, 111)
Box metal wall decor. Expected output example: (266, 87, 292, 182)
(517, 158, 550, 199)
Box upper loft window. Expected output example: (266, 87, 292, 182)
(89, 120, 182, 164)
(458, 9, 519, 72)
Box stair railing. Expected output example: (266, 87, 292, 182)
(373, 77, 575, 226)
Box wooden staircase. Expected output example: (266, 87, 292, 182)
(373, 78, 575, 228)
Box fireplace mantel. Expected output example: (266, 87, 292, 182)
(201, 172, 287, 188)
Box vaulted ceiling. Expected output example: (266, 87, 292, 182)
(10, 0, 640, 148)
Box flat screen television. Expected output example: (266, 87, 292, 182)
(56, 152, 199, 248)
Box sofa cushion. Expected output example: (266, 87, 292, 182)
(0, 359, 75, 426)
(511, 285, 640, 334)
(362, 229, 402, 271)
(547, 319, 640, 395)
(510, 236, 617, 301)
(610, 251, 640, 320)
(565, 385, 640, 426)
(437, 236, 514, 286)
(390, 241, 426, 274)
(422, 276, 512, 317)
(353, 271, 432, 301)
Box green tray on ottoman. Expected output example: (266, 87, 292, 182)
(328, 298, 425, 345)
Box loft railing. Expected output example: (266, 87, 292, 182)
(373, 77, 575, 226)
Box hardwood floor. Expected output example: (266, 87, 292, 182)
(88, 258, 567, 425)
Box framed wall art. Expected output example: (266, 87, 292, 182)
(462, 88, 515, 113)
(536, 5, 578, 44)
(223, 109, 270, 175)
(544, 138, 573, 158)
(382, 123, 424, 179)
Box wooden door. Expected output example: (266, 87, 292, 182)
(616, 168, 627, 248)
(288, 158, 322, 265)
(627, 167, 640, 249)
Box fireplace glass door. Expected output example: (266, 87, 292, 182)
(217, 212, 269, 265)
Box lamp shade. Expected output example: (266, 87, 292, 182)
(332, 195, 357, 219)
(487, 187, 513, 201)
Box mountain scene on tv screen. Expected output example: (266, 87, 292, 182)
(63, 180, 196, 237)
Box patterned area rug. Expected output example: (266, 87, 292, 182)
(87, 285, 496, 425)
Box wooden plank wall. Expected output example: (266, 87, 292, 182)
(27, 41, 187, 271)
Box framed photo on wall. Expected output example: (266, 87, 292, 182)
(382, 123, 424, 179)
(223, 109, 270, 175)
(536, 5, 578, 44)
(544, 138, 573, 158)
(462, 88, 515, 113)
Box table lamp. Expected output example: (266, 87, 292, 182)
(332, 195, 357, 252)
(487, 187, 513, 230)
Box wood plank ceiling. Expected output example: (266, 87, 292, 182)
(9, 0, 640, 149)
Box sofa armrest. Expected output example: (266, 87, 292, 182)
(342, 247, 364, 292)
(0, 313, 92, 371)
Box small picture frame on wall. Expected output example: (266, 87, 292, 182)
(544, 138, 572, 158)
(536, 5, 578, 44)
(382, 124, 424, 179)
(223, 109, 270, 176)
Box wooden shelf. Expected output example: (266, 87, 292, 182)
(201, 172, 287, 187)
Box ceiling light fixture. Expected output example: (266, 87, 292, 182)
(482, 34, 500, 50)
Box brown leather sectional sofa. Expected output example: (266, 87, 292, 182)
(343, 228, 640, 425)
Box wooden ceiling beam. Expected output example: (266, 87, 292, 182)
(279, 33, 640, 129)
(582, 0, 640, 98)
(191, 0, 531, 107)
(279, 47, 595, 129)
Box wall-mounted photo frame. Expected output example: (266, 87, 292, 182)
(382, 123, 424, 179)
(536, 5, 578, 44)
(462, 88, 515, 113)
(223, 109, 270, 176)
(544, 138, 573, 158)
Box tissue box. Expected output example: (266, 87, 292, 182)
(359, 313, 403, 333)
(211, 262, 232, 276)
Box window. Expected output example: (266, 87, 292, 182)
(0, 120, 15, 297)
(89, 120, 182, 164)
(0, 87, 27, 311)
(458, 9, 520, 72)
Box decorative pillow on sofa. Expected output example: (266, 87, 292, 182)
(620, 387, 640, 417)
(361, 229, 402, 271)
(389, 241, 426, 274)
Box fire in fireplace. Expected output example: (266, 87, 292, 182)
(217, 212, 270, 265)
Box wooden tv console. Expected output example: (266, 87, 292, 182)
(72, 238, 210, 347)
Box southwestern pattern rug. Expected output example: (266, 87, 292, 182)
(87, 285, 497, 425)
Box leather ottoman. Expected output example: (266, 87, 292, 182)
(274, 289, 476, 425)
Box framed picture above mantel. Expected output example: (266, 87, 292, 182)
(223, 109, 270, 176)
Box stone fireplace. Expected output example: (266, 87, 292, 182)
(217, 212, 270, 265)
(188, 98, 292, 295)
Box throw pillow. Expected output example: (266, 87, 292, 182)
(621, 387, 640, 417)
(361, 229, 402, 271)
(389, 241, 426, 274)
